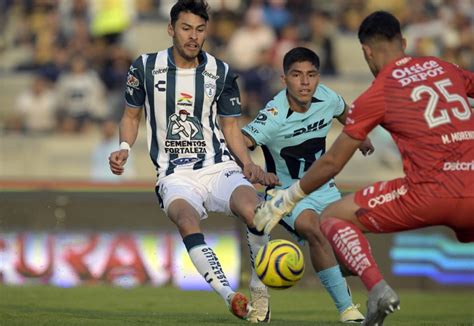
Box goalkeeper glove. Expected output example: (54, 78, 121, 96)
(254, 181, 306, 234)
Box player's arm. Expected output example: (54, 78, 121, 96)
(336, 103, 374, 156)
(241, 128, 280, 186)
(109, 105, 142, 175)
(300, 132, 361, 193)
(110, 56, 146, 175)
(220, 116, 264, 183)
(253, 131, 361, 233)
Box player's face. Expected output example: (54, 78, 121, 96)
(283, 61, 320, 109)
(168, 12, 207, 63)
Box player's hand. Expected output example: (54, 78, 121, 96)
(260, 172, 281, 187)
(359, 137, 375, 156)
(109, 149, 129, 175)
(243, 162, 265, 184)
(254, 188, 296, 234)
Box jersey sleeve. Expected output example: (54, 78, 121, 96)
(343, 83, 385, 140)
(334, 93, 346, 117)
(242, 101, 280, 146)
(124, 56, 146, 108)
(217, 68, 241, 116)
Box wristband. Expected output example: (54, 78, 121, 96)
(119, 141, 131, 151)
(288, 181, 306, 202)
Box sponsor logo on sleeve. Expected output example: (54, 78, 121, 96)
(266, 107, 278, 116)
(230, 97, 240, 106)
(255, 113, 268, 125)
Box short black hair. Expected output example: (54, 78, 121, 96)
(283, 47, 320, 74)
(358, 11, 402, 44)
(170, 0, 209, 26)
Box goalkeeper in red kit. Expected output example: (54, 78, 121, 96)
(254, 10, 474, 326)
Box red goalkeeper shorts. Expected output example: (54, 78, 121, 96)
(353, 177, 474, 243)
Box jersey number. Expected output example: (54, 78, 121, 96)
(410, 78, 471, 128)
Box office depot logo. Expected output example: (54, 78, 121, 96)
(443, 161, 474, 171)
(368, 185, 407, 208)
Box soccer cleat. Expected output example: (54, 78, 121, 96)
(363, 281, 400, 326)
(340, 304, 365, 323)
(227, 292, 249, 320)
(247, 287, 271, 323)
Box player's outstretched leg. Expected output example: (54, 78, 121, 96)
(184, 233, 249, 319)
(363, 280, 400, 326)
(246, 227, 271, 323)
(320, 217, 399, 325)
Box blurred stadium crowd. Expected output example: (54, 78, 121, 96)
(0, 0, 472, 135)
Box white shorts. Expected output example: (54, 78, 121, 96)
(156, 161, 254, 219)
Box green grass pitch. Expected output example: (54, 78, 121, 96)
(0, 285, 473, 325)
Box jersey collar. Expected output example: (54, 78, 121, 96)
(167, 47, 208, 68)
(284, 90, 324, 118)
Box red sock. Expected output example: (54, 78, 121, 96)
(321, 217, 383, 290)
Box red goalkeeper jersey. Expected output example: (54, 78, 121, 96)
(344, 56, 474, 197)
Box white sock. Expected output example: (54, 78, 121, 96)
(247, 227, 270, 289)
(185, 235, 234, 301)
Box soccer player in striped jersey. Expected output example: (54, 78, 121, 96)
(242, 47, 371, 323)
(108, 0, 275, 321)
(254, 11, 474, 326)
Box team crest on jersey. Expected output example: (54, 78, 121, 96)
(126, 74, 139, 88)
(177, 92, 193, 107)
(205, 82, 216, 98)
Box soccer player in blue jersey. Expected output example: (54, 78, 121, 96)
(242, 47, 373, 323)
(108, 0, 274, 321)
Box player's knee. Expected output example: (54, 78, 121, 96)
(298, 217, 327, 246)
(319, 217, 340, 237)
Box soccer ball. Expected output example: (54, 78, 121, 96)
(255, 239, 305, 289)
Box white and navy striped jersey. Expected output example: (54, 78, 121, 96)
(125, 48, 241, 178)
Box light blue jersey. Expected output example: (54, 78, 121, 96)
(242, 83, 345, 231)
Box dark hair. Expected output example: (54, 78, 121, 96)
(358, 11, 402, 44)
(170, 0, 210, 26)
(283, 47, 320, 74)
